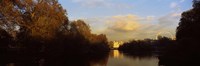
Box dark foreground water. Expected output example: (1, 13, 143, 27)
(5, 50, 159, 66)
(90, 50, 159, 66)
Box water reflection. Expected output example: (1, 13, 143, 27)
(3, 50, 158, 66)
(110, 50, 123, 58)
(91, 50, 159, 66)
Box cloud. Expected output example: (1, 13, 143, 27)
(146, 16, 155, 21)
(155, 12, 181, 39)
(158, 12, 181, 28)
(101, 14, 160, 41)
(80, 13, 179, 41)
(107, 15, 141, 32)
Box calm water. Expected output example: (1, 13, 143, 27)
(5, 50, 159, 66)
(90, 50, 159, 66)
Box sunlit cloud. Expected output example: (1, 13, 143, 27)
(59, 0, 192, 41)
(107, 15, 141, 32)
(81, 13, 179, 41)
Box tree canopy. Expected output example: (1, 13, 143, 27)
(0, 0, 68, 40)
(160, 1, 200, 65)
(176, 0, 200, 40)
(0, 1, 109, 66)
(70, 20, 107, 44)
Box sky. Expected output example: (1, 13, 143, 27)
(58, 0, 193, 41)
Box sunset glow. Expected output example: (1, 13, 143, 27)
(112, 41, 124, 48)
(58, 0, 192, 41)
(0, 0, 198, 66)
(113, 42, 120, 48)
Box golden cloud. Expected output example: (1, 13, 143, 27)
(81, 14, 177, 41)
(107, 14, 141, 32)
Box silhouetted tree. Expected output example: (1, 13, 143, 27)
(176, 0, 200, 40)
(160, 0, 200, 66)
(119, 36, 175, 56)
(44, 20, 109, 66)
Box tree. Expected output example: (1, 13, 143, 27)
(159, 1, 200, 65)
(193, 0, 200, 8)
(70, 20, 108, 44)
(0, 1, 110, 66)
(0, 0, 68, 40)
(176, 0, 200, 40)
(0, 0, 69, 66)
(70, 20, 91, 38)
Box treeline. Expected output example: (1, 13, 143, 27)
(0, 0, 109, 66)
(118, 36, 175, 56)
(159, 0, 200, 66)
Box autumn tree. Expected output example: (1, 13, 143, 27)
(0, 0, 69, 66)
(0, 0, 68, 40)
(0, 0, 110, 65)
(70, 20, 91, 37)
(70, 20, 108, 44)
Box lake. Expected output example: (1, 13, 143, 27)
(4, 50, 159, 66)
(90, 50, 159, 66)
